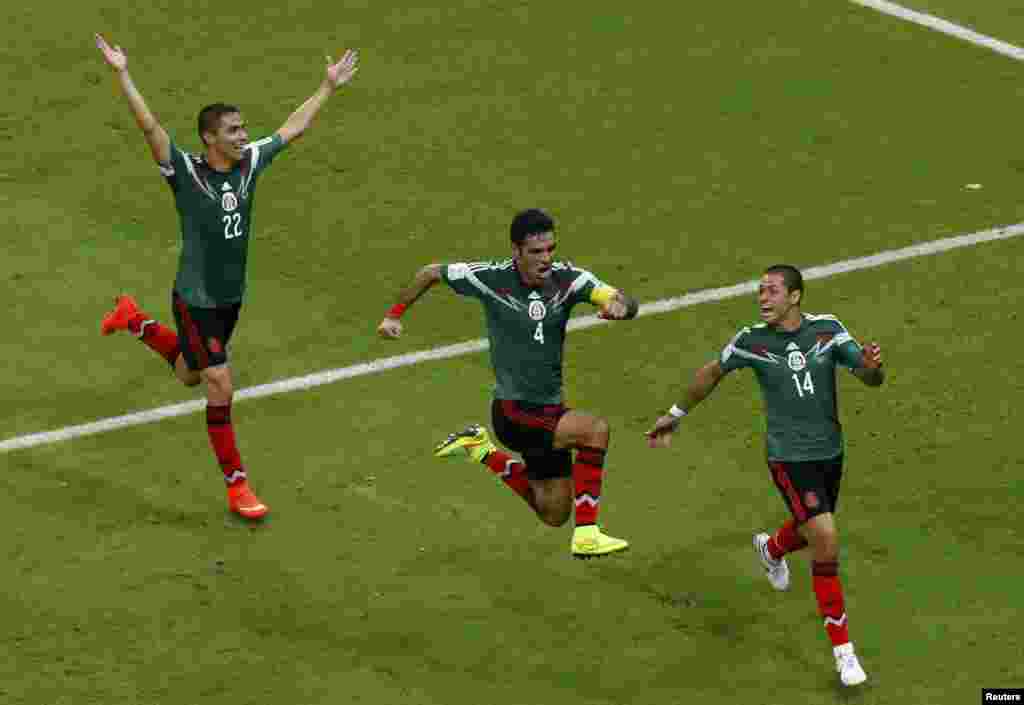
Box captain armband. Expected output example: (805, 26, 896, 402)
(590, 285, 619, 307)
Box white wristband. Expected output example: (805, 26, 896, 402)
(669, 404, 687, 419)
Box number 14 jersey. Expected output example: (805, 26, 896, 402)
(720, 314, 867, 463)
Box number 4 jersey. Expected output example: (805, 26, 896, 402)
(160, 134, 287, 307)
(720, 314, 867, 462)
(442, 260, 608, 405)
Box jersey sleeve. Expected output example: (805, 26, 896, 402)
(441, 262, 484, 298)
(562, 264, 607, 307)
(719, 328, 752, 373)
(248, 134, 288, 174)
(830, 321, 865, 369)
(158, 141, 191, 192)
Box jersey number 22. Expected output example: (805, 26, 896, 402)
(223, 214, 243, 240)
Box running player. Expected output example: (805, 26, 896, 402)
(646, 264, 884, 687)
(377, 209, 638, 558)
(95, 34, 359, 519)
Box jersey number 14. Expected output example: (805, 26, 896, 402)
(793, 372, 815, 398)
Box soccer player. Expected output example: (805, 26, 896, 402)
(377, 209, 638, 558)
(94, 34, 359, 520)
(645, 265, 884, 687)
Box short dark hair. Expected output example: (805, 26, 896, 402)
(763, 264, 804, 303)
(197, 103, 240, 145)
(510, 208, 555, 245)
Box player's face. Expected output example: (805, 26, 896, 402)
(205, 113, 249, 163)
(758, 273, 801, 327)
(513, 232, 556, 287)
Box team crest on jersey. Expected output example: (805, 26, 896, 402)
(804, 491, 820, 509)
(787, 350, 807, 372)
(221, 186, 238, 213)
(528, 300, 547, 321)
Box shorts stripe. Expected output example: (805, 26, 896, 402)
(499, 401, 562, 433)
(174, 296, 209, 370)
(770, 461, 808, 523)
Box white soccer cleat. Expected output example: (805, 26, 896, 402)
(834, 643, 867, 686)
(753, 532, 790, 591)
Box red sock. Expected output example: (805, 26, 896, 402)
(138, 320, 180, 366)
(573, 446, 606, 527)
(482, 449, 531, 502)
(206, 403, 246, 486)
(766, 518, 809, 560)
(812, 560, 850, 647)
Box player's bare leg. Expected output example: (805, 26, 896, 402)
(203, 364, 267, 520)
(527, 478, 573, 527)
(799, 513, 866, 686)
(554, 411, 629, 558)
(174, 355, 201, 386)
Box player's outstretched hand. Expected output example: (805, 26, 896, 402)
(95, 34, 127, 72)
(326, 49, 359, 89)
(862, 342, 883, 369)
(645, 415, 679, 449)
(598, 299, 628, 320)
(377, 317, 402, 339)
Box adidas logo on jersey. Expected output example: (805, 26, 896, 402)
(528, 291, 542, 300)
(786, 342, 800, 351)
(222, 182, 233, 191)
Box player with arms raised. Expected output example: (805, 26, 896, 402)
(646, 265, 885, 687)
(95, 34, 359, 519)
(377, 209, 638, 558)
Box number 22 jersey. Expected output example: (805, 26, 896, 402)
(159, 134, 287, 308)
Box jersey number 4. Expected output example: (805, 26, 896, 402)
(223, 213, 243, 240)
(792, 372, 815, 398)
(533, 322, 545, 344)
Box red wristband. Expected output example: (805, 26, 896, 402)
(386, 303, 407, 319)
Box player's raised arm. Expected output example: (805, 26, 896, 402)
(95, 34, 170, 165)
(646, 360, 726, 448)
(275, 49, 359, 145)
(591, 285, 639, 321)
(376, 263, 443, 339)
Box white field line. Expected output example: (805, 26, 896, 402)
(850, 0, 1024, 62)
(3, 4, 1021, 456)
(4, 222, 1024, 454)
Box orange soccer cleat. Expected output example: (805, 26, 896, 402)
(100, 295, 143, 336)
(227, 481, 269, 520)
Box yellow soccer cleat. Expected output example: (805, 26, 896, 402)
(571, 525, 629, 559)
(433, 424, 496, 464)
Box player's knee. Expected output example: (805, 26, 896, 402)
(180, 374, 201, 387)
(807, 526, 839, 559)
(586, 417, 610, 447)
(203, 366, 234, 402)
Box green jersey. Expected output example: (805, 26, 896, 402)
(442, 260, 605, 404)
(160, 134, 287, 307)
(719, 314, 866, 462)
